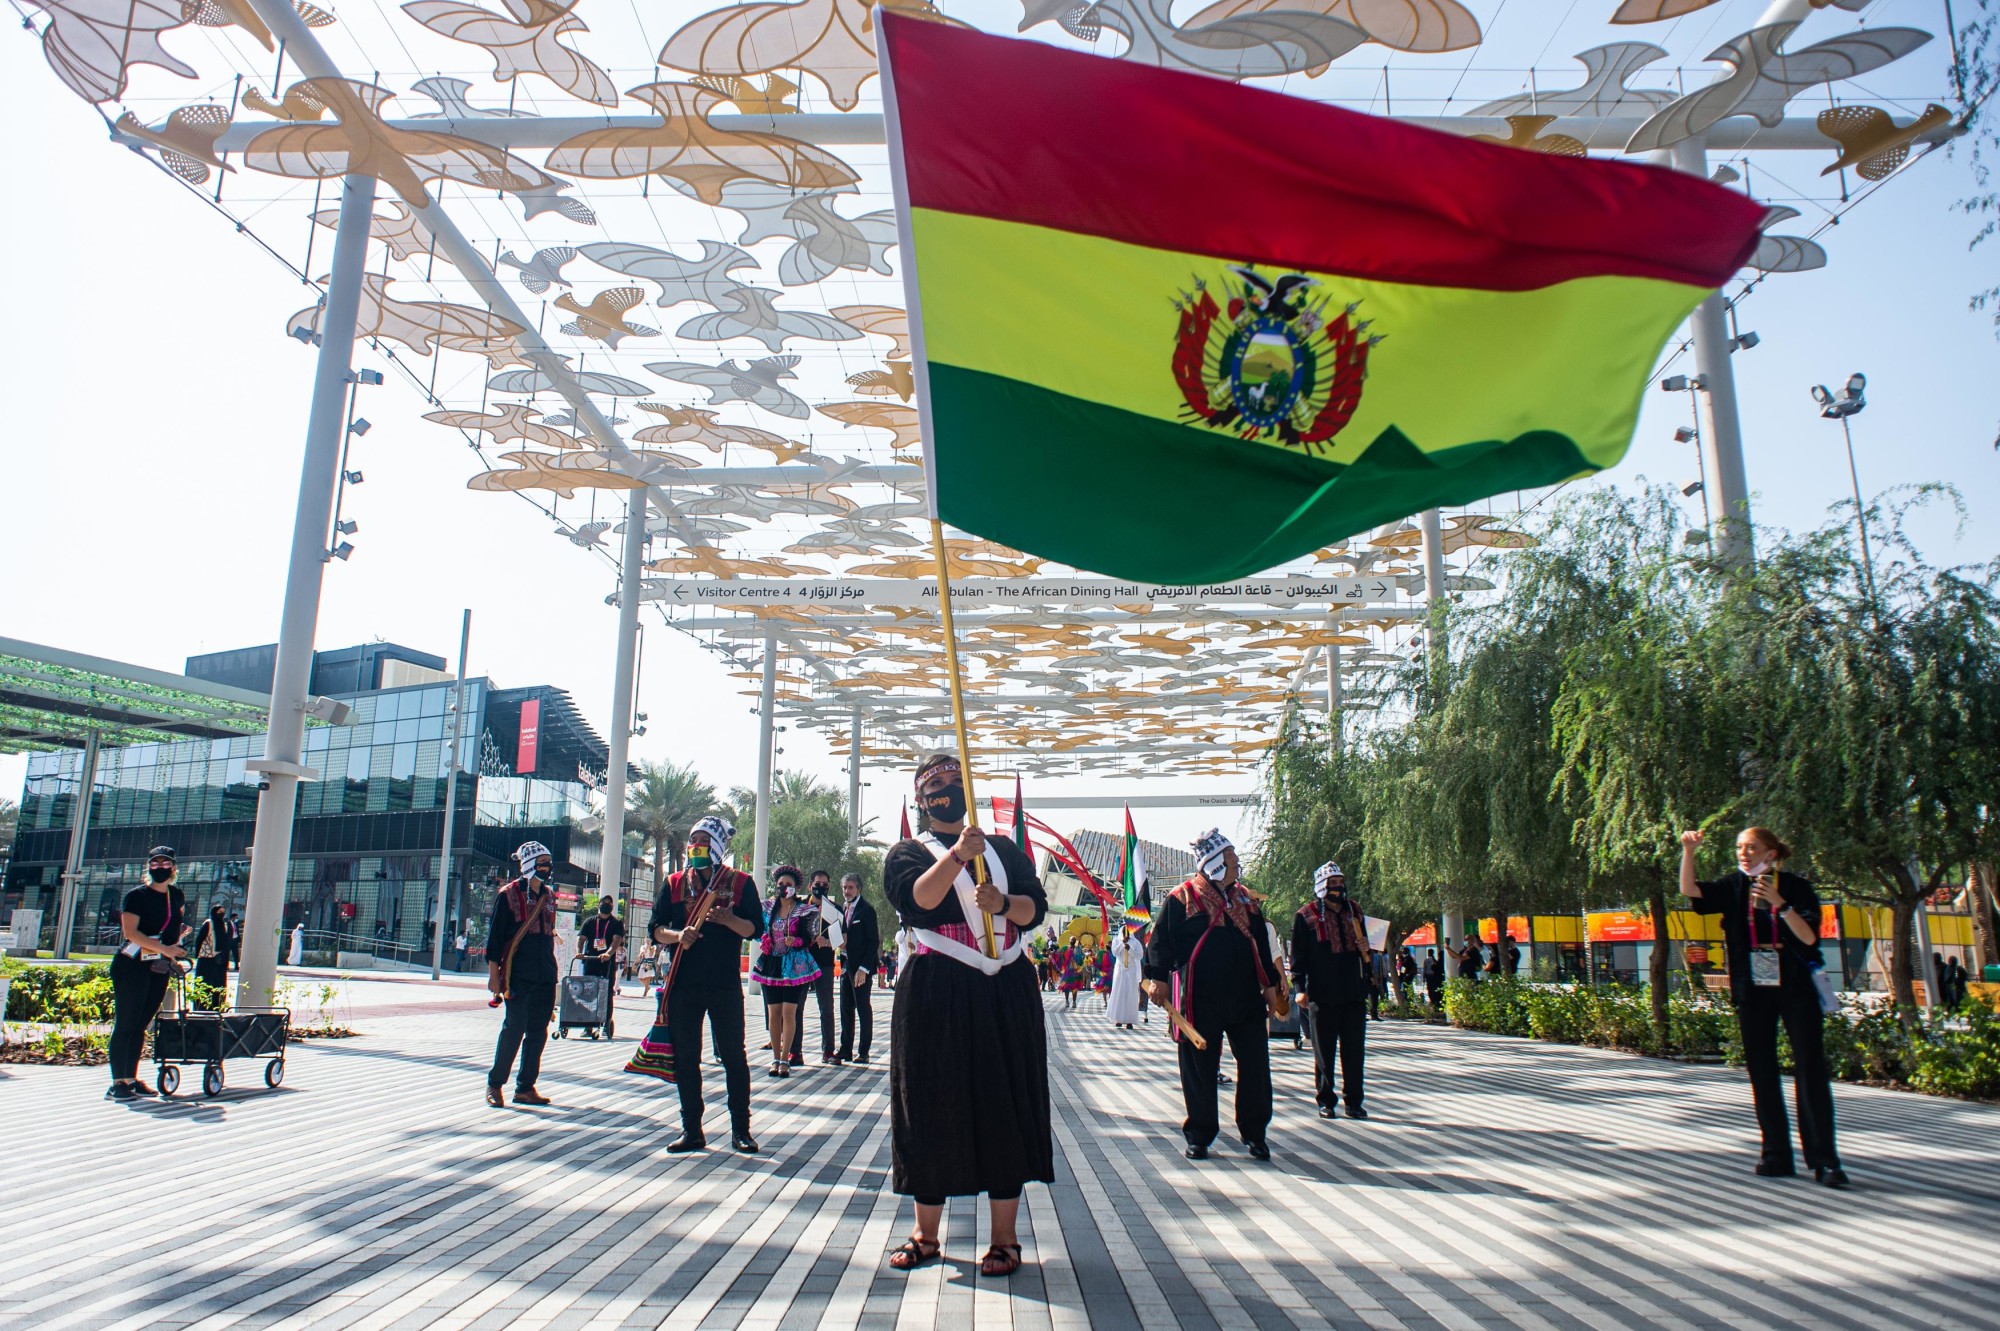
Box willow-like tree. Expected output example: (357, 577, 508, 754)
(627, 760, 718, 893)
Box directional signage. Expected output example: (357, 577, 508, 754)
(642, 575, 1413, 608)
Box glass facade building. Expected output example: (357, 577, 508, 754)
(5, 651, 623, 966)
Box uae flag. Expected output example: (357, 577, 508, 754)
(1117, 806, 1149, 919)
(880, 14, 1765, 583)
(1010, 775, 1031, 852)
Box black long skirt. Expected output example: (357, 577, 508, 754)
(890, 951, 1054, 1198)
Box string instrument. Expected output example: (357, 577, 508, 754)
(625, 877, 726, 1082)
(657, 881, 723, 1006)
(488, 881, 552, 1006)
(1160, 997, 1209, 1051)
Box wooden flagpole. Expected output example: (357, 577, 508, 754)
(929, 516, 999, 959)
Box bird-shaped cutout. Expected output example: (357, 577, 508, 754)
(1118, 632, 1206, 657)
(27, 0, 195, 105)
(537, 406, 627, 430)
(1312, 544, 1406, 575)
(816, 401, 921, 450)
(647, 546, 828, 577)
(468, 451, 645, 499)
(776, 196, 898, 285)
(579, 240, 759, 310)
(848, 551, 1046, 579)
(180, 0, 334, 51)
(243, 83, 328, 121)
(241, 77, 576, 211)
(829, 306, 911, 359)
(1470, 43, 1673, 118)
(114, 104, 234, 183)
(691, 72, 802, 114)
(660, 0, 965, 112)
(291, 272, 526, 357)
(402, 0, 618, 107)
(1817, 103, 1960, 182)
(1442, 513, 1536, 550)
(1625, 22, 1932, 154)
(556, 288, 662, 347)
(424, 402, 579, 449)
(1174, 0, 1479, 55)
(567, 520, 613, 547)
(488, 364, 652, 396)
(436, 331, 534, 368)
(561, 448, 699, 482)
(646, 355, 810, 417)
(497, 246, 578, 294)
(846, 361, 915, 401)
(1019, 0, 1367, 82)
(1612, 0, 1868, 22)
(545, 82, 861, 203)
(664, 175, 852, 246)
(310, 200, 435, 263)
(1746, 206, 1827, 275)
(1470, 114, 1585, 158)
(408, 75, 530, 119)
(785, 519, 924, 557)
(678, 287, 861, 352)
(632, 403, 800, 456)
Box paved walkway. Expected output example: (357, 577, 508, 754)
(2, 976, 1996, 1330)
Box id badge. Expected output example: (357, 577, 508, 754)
(1749, 949, 1781, 988)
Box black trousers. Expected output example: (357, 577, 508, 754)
(1309, 999, 1366, 1109)
(1738, 983, 1840, 1170)
(580, 954, 614, 979)
(790, 962, 837, 1058)
(1425, 981, 1443, 1008)
(670, 981, 752, 1137)
(1176, 1010, 1272, 1147)
(488, 980, 555, 1091)
(108, 955, 170, 1081)
(193, 960, 229, 1009)
(839, 970, 873, 1060)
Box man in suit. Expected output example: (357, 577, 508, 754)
(836, 871, 881, 1065)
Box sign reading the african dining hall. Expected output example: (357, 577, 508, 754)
(643, 575, 1417, 609)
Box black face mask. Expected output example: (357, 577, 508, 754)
(149, 866, 174, 883)
(923, 783, 967, 824)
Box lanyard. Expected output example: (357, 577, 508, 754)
(1747, 877, 1780, 949)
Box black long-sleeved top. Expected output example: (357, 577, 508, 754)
(1143, 882, 1277, 1032)
(1289, 898, 1368, 1007)
(487, 880, 557, 985)
(883, 834, 1048, 936)
(648, 867, 761, 992)
(839, 895, 882, 974)
(193, 917, 238, 968)
(1687, 869, 1825, 1007)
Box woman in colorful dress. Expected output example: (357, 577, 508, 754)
(884, 752, 1051, 1278)
(1058, 943, 1087, 1008)
(751, 865, 821, 1078)
(1093, 944, 1115, 1008)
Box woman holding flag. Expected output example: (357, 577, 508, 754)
(883, 752, 1051, 1278)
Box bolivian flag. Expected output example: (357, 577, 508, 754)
(879, 14, 1766, 584)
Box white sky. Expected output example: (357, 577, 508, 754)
(3, 0, 1994, 870)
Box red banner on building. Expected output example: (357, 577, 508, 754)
(516, 699, 540, 775)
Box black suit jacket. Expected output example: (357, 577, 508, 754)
(838, 897, 881, 975)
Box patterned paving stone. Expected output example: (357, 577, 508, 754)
(1, 973, 1995, 1329)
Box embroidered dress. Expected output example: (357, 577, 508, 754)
(884, 831, 1053, 1200)
(751, 903, 823, 989)
(1093, 948, 1114, 994)
(1058, 946, 1090, 994)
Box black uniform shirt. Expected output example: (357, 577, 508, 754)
(1688, 869, 1824, 1007)
(1290, 898, 1368, 1007)
(487, 880, 558, 985)
(1143, 882, 1276, 1031)
(882, 834, 1047, 933)
(580, 913, 626, 957)
(649, 868, 760, 991)
(839, 895, 881, 973)
(120, 884, 186, 957)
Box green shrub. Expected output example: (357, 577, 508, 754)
(1908, 1005, 2000, 1099)
(4, 964, 114, 1024)
(1520, 984, 1589, 1044)
(1443, 977, 1531, 1036)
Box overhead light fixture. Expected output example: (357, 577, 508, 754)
(1673, 426, 1697, 443)
(1660, 375, 1689, 392)
(329, 542, 354, 561)
(343, 469, 364, 485)
(1732, 331, 1761, 351)
(356, 369, 384, 386)
(289, 325, 316, 346)
(335, 519, 358, 535)
(348, 418, 372, 436)
(1810, 384, 1833, 406)
(1680, 479, 1704, 497)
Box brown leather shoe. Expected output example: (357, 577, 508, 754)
(485, 1085, 505, 1108)
(514, 1087, 552, 1106)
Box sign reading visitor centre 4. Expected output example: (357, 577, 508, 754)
(644, 576, 1413, 608)
(879, 13, 1767, 584)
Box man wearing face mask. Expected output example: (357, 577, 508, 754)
(485, 842, 561, 1108)
(1290, 862, 1372, 1120)
(790, 869, 842, 1067)
(837, 871, 880, 1064)
(1142, 829, 1283, 1161)
(649, 815, 761, 1153)
(579, 896, 626, 987)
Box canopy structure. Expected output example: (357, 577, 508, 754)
(14, 0, 1957, 997)
(0, 637, 271, 755)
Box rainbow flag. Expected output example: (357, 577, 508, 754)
(880, 15, 1764, 583)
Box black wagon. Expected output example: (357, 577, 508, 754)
(152, 983, 291, 1097)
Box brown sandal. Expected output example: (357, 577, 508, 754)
(889, 1238, 941, 1271)
(979, 1244, 1023, 1278)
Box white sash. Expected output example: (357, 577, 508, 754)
(914, 836, 1023, 976)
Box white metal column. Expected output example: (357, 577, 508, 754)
(753, 628, 777, 885)
(1672, 137, 1755, 569)
(598, 490, 646, 911)
(1324, 627, 1344, 756)
(50, 730, 101, 959)
(237, 171, 378, 1009)
(847, 703, 863, 853)
(1419, 508, 1447, 687)
(430, 609, 471, 980)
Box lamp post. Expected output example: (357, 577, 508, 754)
(1809, 373, 1878, 611)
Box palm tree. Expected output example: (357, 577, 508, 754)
(627, 761, 717, 894)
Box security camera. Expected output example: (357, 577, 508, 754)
(335, 519, 358, 535)
(1660, 375, 1689, 392)
(1679, 479, 1704, 497)
(343, 469, 364, 485)
(303, 696, 353, 725)
(357, 369, 385, 385)
(1733, 331, 1760, 351)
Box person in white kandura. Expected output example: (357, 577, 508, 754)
(1107, 927, 1145, 1029)
(288, 922, 304, 966)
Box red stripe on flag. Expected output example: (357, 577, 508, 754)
(881, 14, 1764, 293)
